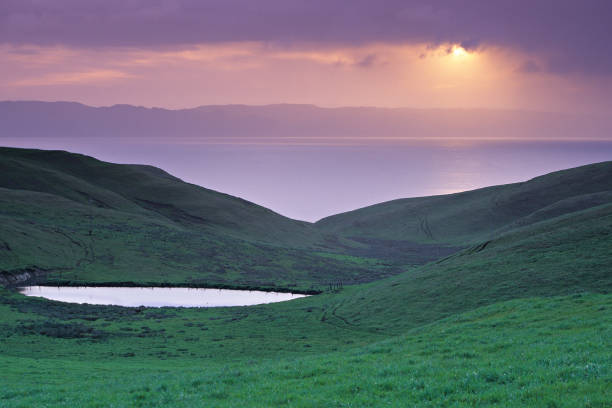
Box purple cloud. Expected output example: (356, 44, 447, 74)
(1, 0, 611, 75)
(355, 54, 378, 69)
(517, 60, 541, 73)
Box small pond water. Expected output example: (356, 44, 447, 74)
(19, 286, 309, 307)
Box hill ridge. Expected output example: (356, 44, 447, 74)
(315, 160, 612, 245)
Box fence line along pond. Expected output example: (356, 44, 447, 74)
(18, 286, 309, 307)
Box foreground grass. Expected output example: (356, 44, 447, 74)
(1, 294, 610, 407)
(0, 200, 610, 406)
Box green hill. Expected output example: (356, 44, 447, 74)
(325, 201, 612, 334)
(0, 147, 316, 244)
(316, 161, 612, 245)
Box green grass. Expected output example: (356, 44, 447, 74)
(1, 197, 610, 406)
(0, 186, 393, 292)
(328, 202, 612, 333)
(1, 294, 609, 407)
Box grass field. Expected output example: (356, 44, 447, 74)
(1, 148, 611, 406)
(1, 294, 609, 407)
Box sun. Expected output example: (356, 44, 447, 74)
(452, 45, 467, 57)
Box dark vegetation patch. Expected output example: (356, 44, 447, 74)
(0, 267, 49, 287)
(343, 237, 464, 264)
(75, 190, 111, 209)
(17, 320, 109, 340)
(134, 198, 212, 227)
(1, 292, 176, 322)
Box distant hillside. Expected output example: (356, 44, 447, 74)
(2, 101, 611, 142)
(316, 161, 612, 245)
(0, 147, 314, 245)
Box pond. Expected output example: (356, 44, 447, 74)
(19, 286, 309, 308)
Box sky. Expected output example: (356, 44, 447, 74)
(1, 0, 612, 114)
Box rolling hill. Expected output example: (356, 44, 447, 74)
(324, 201, 612, 334)
(0, 147, 316, 244)
(316, 161, 612, 245)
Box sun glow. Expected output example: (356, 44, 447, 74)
(452, 46, 467, 57)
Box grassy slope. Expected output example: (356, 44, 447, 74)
(316, 161, 612, 245)
(1, 192, 611, 406)
(2, 203, 608, 361)
(0, 147, 317, 244)
(0, 187, 398, 290)
(1, 294, 609, 407)
(325, 202, 612, 335)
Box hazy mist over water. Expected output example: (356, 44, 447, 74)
(3, 138, 612, 222)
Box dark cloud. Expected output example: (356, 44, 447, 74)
(1, 0, 611, 75)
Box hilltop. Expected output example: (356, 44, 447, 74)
(0, 147, 315, 244)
